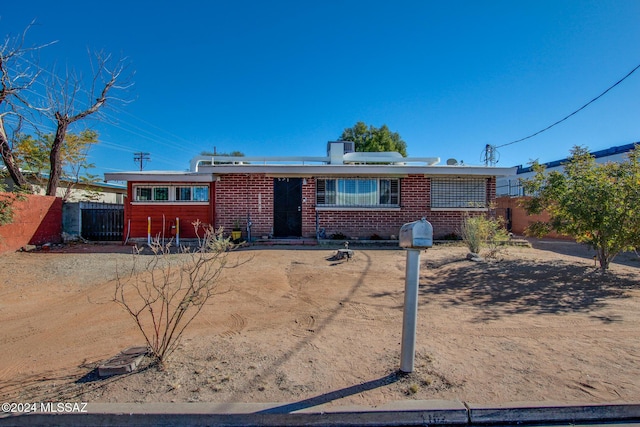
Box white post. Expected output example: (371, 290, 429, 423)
(400, 248, 421, 373)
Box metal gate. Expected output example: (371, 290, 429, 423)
(494, 207, 512, 232)
(81, 204, 124, 241)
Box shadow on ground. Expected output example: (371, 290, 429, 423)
(527, 238, 640, 268)
(420, 257, 639, 322)
(256, 372, 402, 414)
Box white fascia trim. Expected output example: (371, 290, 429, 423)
(105, 172, 215, 183)
(131, 202, 210, 206)
(430, 208, 489, 212)
(315, 206, 401, 212)
(198, 164, 518, 177)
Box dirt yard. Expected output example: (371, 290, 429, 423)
(1, 240, 639, 408)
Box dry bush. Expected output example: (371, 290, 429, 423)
(459, 214, 509, 256)
(114, 221, 239, 366)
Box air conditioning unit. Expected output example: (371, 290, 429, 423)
(342, 141, 355, 153)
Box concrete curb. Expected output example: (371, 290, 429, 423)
(1, 401, 639, 426)
(467, 402, 640, 424)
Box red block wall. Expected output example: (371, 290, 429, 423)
(495, 195, 572, 239)
(124, 182, 214, 240)
(0, 193, 62, 253)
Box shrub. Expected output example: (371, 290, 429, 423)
(113, 221, 240, 366)
(459, 214, 509, 255)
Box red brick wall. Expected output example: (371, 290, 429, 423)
(0, 193, 62, 253)
(124, 182, 214, 240)
(124, 175, 498, 241)
(316, 176, 495, 239)
(214, 174, 274, 238)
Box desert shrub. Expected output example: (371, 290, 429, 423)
(114, 221, 240, 366)
(459, 214, 509, 255)
(0, 193, 14, 226)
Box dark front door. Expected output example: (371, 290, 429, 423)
(273, 178, 302, 237)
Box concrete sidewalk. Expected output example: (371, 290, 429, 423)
(2, 400, 640, 426)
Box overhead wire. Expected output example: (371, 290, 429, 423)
(496, 62, 640, 149)
(6, 60, 204, 157)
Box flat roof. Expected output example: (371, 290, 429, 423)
(105, 164, 517, 182)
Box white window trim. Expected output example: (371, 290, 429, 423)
(315, 206, 401, 212)
(430, 207, 489, 212)
(132, 184, 210, 204)
(316, 177, 400, 208)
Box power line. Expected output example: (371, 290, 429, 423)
(497, 62, 640, 149)
(133, 151, 150, 171)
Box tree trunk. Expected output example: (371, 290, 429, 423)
(0, 127, 28, 189)
(46, 119, 68, 196)
(598, 246, 610, 271)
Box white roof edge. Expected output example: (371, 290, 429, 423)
(105, 166, 518, 182)
(104, 171, 215, 183)
(199, 164, 518, 177)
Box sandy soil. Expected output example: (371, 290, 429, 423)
(0, 240, 639, 408)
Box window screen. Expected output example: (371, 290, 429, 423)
(431, 178, 487, 208)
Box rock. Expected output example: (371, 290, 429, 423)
(22, 244, 37, 252)
(467, 252, 484, 262)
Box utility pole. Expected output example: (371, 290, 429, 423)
(133, 152, 151, 171)
(482, 144, 498, 166)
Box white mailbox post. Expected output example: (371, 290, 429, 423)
(399, 218, 433, 373)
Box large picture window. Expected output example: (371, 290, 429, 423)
(133, 185, 209, 203)
(431, 178, 487, 209)
(316, 178, 399, 207)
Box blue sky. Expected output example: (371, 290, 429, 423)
(2, 0, 639, 177)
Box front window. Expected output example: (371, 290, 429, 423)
(431, 178, 487, 209)
(316, 178, 399, 207)
(175, 187, 192, 201)
(154, 187, 169, 201)
(133, 184, 209, 202)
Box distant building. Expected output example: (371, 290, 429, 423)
(497, 142, 639, 197)
(1, 169, 126, 204)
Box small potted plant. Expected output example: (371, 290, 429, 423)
(231, 219, 242, 241)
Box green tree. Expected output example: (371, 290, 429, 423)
(14, 130, 99, 200)
(339, 121, 407, 156)
(522, 145, 640, 270)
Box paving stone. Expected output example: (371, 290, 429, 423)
(98, 346, 148, 377)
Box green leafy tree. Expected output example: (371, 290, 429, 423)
(522, 145, 640, 270)
(339, 121, 407, 156)
(14, 130, 99, 200)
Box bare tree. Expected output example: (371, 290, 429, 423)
(45, 51, 131, 196)
(0, 22, 46, 189)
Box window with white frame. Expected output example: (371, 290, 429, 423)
(133, 184, 209, 202)
(316, 178, 399, 207)
(431, 177, 487, 209)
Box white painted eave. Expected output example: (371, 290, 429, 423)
(105, 165, 518, 183)
(104, 171, 216, 183)
(198, 164, 518, 177)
